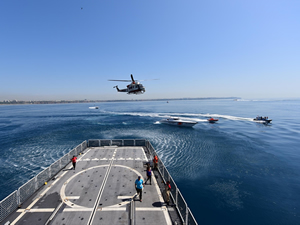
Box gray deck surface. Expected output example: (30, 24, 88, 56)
(3, 146, 178, 225)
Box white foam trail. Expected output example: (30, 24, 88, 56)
(235, 99, 252, 101)
(102, 111, 254, 122)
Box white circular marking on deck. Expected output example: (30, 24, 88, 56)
(60, 164, 144, 209)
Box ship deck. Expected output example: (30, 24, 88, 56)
(3, 146, 182, 225)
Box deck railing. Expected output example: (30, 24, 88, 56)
(146, 141, 198, 225)
(0, 139, 197, 225)
(0, 141, 87, 223)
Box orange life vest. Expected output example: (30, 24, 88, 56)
(167, 184, 171, 190)
(71, 157, 77, 163)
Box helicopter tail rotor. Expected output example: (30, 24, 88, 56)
(113, 85, 120, 91)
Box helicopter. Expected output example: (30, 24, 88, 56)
(108, 74, 147, 94)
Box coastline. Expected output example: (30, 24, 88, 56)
(0, 97, 239, 105)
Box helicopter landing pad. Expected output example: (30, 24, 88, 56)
(7, 146, 173, 225)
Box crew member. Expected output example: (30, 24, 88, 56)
(153, 155, 158, 170)
(145, 167, 152, 185)
(71, 155, 77, 170)
(135, 176, 144, 202)
(165, 181, 171, 205)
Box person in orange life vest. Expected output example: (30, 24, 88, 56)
(165, 181, 171, 205)
(145, 167, 152, 185)
(71, 155, 77, 170)
(153, 155, 158, 170)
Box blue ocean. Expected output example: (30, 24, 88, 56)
(0, 99, 300, 225)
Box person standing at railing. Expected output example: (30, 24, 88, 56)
(153, 155, 158, 170)
(71, 155, 77, 170)
(165, 181, 171, 205)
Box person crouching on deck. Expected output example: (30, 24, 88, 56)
(165, 181, 171, 205)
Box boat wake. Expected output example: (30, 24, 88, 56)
(101, 110, 254, 123)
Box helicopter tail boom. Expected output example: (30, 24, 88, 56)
(113, 85, 127, 92)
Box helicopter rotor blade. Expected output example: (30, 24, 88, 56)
(108, 79, 132, 82)
(135, 79, 159, 81)
(131, 74, 135, 83)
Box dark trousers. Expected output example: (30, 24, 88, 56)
(72, 162, 76, 169)
(145, 175, 151, 184)
(136, 188, 142, 200)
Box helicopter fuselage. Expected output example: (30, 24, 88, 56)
(116, 82, 145, 94)
(109, 74, 147, 94)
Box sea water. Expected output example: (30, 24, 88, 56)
(0, 99, 299, 225)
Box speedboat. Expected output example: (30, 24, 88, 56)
(253, 116, 272, 123)
(89, 106, 99, 109)
(208, 118, 218, 123)
(160, 117, 198, 127)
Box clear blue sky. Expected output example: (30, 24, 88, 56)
(1, 0, 299, 101)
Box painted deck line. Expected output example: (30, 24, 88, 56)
(81, 158, 146, 161)
(117, 196, 134, 199)
(66, 196, 80, 199)
(16, 207, 174, 213)
(142, 148, 148, 161)
(87, 148, 117, 225)
(17, 208, 55, 213)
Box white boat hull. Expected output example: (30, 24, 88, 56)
(160, 118, 197, 127)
